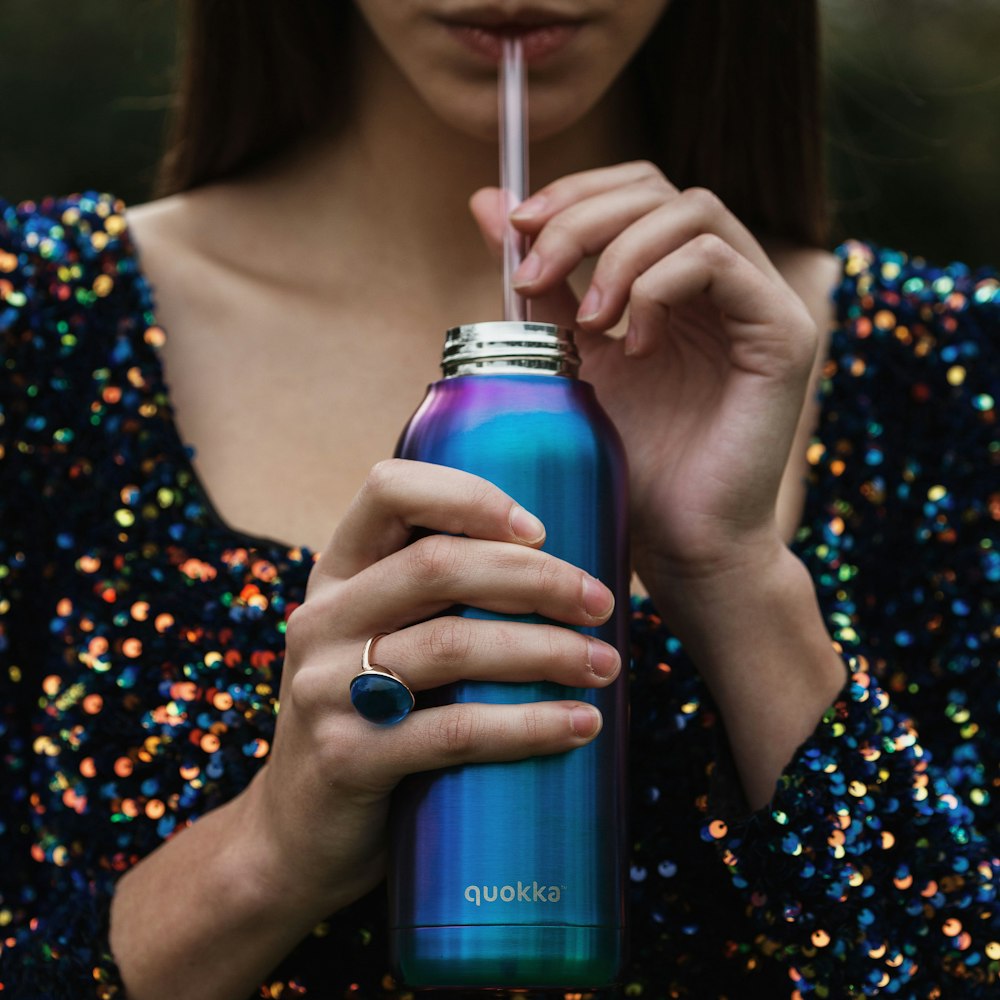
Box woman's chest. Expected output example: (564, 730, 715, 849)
(154, 285, 444, 553)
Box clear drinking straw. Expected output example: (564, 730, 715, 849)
(500, 37, 529, 322)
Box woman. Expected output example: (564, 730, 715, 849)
(0, 1, 996, 997)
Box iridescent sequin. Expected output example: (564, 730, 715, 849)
(0, 198, 997, 998)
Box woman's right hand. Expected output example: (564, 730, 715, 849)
(237, 459, 619, 923)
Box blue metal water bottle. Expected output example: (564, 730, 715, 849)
(389, 321, 629, 989)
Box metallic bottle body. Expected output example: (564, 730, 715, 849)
(389, 342, 629, 989)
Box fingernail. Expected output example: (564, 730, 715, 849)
(582, 575, 615, 620)
(624, 322, 639, 356)
(570, 705, 602, 738)
(587, 639, 621, 679)
(509, 505, 546, 543)
(512, 252, 542, 287)
(511, 194, 547, 219)
(576, 286, 603, 324)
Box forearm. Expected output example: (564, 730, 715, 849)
(109, 772, 341, 1000)
(642, 544, 846, 810)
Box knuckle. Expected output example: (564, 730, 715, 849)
(683, 186, 725, 218)
(426, 617, 473, 665)
(633, 159, 664, 183)
(541, 213, 580, 247)
(362, 459, 400, 500)
(520, 705, 545, 744)
(438, 706, 479, 757)
(465, 475, 501, 515)
(283, 598, 327, 658)
(284, 599, 313, 636)
(409, 533, 462, 582)
(302, 559, 337, 604)
(286, 660, 330, 715)
(692, 231, 735, 265)
(533, 553, 565, 595)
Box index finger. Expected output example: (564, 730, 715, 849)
(312, 459, 547, 585)
(509, 160, 676, 230)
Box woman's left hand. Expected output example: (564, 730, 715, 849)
(470, 162, 819, 609)
(472, 163, 849, 808)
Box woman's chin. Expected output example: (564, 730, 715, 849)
(417, 84, 607, 146)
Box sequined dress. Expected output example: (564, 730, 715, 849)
(0, 193, 997, 999)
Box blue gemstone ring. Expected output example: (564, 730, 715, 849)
(350, 633, 415, 726)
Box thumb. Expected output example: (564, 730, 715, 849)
(469, 187, 508, 262)
(469, 187, 580, 329)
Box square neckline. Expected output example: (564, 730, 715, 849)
(116, 202, 848, 566)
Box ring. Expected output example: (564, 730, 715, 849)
(350, 633, 416, 725)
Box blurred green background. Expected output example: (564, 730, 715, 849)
(1, 0, 998, 265)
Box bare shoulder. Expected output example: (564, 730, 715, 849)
(124, 189, 205, 285)
(124, 193, 184, 227)
(123, 183, 264, 320)
(124, 186, 226, 265)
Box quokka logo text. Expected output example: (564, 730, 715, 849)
(464, 882, 564, 906)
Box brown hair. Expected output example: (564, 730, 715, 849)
(156, 0, 827, 247)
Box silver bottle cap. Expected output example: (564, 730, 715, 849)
(442, 321, 580, 378)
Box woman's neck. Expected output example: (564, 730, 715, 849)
(213, 11, 643, 308)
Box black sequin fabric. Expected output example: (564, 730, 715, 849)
(0, 193, 997, 998)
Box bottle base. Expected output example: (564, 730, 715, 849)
(390, 924, 624, 989)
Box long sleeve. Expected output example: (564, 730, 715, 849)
(0, 193, 380, 1000)
(0, 195, 136, 997)
(699, 243, 999, 996)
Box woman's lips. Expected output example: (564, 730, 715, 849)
(444, 22, 582, 63)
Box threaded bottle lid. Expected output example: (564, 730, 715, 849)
(442, 321, 580, 378)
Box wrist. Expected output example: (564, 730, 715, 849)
(212, 782, 324, 936)
(233, 770, 346, 927)
(236, 765, 386, 924)
(636, 530, 794, 626)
